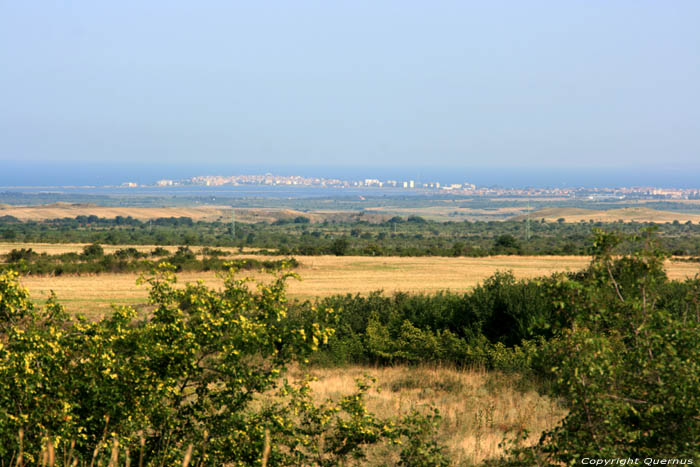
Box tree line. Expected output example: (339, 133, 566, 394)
(0, 244, 298, 275)
(4, 214, 700, 256)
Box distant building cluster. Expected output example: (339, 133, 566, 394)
(131, 174, 700, 200)
(151, 174, 476, 192)
(185, 174, 346, 187)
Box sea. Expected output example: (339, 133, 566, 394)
(1, 161, 699, 194)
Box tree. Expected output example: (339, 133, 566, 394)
(509, 229, 700, 464)
(81, 242, 104, 258)
(493, 234, 521, 254)
(329, 237, 349, 256)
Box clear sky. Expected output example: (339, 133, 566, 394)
(1, 1, 699, 184)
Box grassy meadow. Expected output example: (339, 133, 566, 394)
(0, 204, 232, 221)
(290, 365, 566, 465)
(8, 242, 699, 317)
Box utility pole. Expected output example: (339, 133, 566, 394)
(526, 199, 531, 242)
(231, 208, 235, 239)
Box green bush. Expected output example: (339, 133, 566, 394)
(0, 267, 449, 465)
(509, 229, 700, 464)
(292, 278, 557, 368)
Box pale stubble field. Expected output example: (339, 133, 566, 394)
(7, 244, 699, 317)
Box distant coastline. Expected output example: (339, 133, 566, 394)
(1, 180, 700, 202)
(3, 160, 699, 190)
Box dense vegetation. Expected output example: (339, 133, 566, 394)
(288, 272, 554, 370)
(4, 214, 700, 256)
(0, 244, 298, 275)
(1, 229, 698, 464)
(0, 266, 448, 465)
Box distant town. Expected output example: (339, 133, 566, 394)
(116, 174, 700, 200)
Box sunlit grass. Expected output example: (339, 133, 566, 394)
(12, 248, 699, 316)
(288, 364, 566, 465)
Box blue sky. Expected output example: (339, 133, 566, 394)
(1, 1, 699, 182)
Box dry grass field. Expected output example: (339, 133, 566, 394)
(6, 201, 700, 224)
(16, 254, 591, 317)
(0, 203, 233, 221)
(289, 364, 566, 465)
(515, 206, 700, 223)
(364, 204, 523, 221)
(0, 203, 336, 223)
(10, 247, 700, 317)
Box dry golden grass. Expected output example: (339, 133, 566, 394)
(281, 255, 593, 300)
(0, 203, 233, 221)
(16, 254, 700, 317)
(364, 204, 523, 221)
(289, 364, 566, 465)
(15, 255, 586, 317)
(516, 206, 700, 223)
(16, 254, 700, 316)
(0, 204, 327, 223)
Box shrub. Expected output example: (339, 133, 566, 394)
(81, 242, 104, 258)
(510, 229, 700, 464)
(0, 266, 448, 465)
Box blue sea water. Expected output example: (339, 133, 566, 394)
(1, 160, 698, 190)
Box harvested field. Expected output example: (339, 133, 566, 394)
(0, 203, 231, 221)
(364, 204, 523, 221)
(14, 253, 700, 318)
(515, 206, 700, 223)
(0, 203, 327, 223)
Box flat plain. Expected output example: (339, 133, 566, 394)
(5, 199, 700, 223)
(8, 244, 699, 317)
(515, 206, 700, 223)
(0, 203, 341, 223)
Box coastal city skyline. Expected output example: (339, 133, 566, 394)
(109, 172, 700, 200)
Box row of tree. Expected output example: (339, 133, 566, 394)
(4, 215, 700, 256)
(1, 244, 298, 275)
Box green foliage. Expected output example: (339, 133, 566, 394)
(329, 238, 349, 256)
(0, 266, 448, 465)
(81, 242, 104, 258)
(1, 246, 299, 276)
(510, 228, 700, 464)
(7, 213, 700, 257)
(492, 234, 522, 254)
(292, 276, 556, 369)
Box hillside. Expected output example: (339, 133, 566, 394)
(513, 207, 700, 223)
(0, 204, 318, 223)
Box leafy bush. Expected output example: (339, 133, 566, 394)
(0, 267, 449, 465)
(6, 248, 37, 262)
(291, 277, 557, 368)
(81, 242, 104, 258)
(151, 246, 170, 256)
(508, 229, 700, 464)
